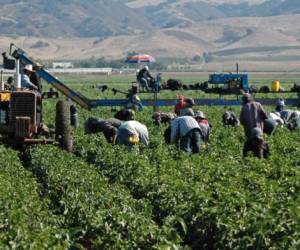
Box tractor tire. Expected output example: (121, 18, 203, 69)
(55, 100, 73, 152)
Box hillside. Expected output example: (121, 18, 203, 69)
(0, 0, 300, 63)
(0, 0, 152, 38)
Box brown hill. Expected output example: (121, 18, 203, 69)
(1, 14, 300, 61)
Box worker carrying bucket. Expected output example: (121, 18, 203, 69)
(271, 80, 280, 92)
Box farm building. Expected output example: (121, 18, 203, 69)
(52, 62, 74, 69)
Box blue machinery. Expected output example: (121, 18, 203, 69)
(8, 44, 300, 108)
(209, 73, 249, 91)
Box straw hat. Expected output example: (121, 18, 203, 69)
(195, 111, 205, 119)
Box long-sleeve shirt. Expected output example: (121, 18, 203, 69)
(170, 116, 200, 144)
(21, 74, 38, 90)
(240, 101, 268, 138)
(118, 121, 149, 145)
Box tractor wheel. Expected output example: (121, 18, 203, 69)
(55, 100, 73, 152)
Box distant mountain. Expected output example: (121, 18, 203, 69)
(0, 0, 153, 38)
(137, 0, 300, 29)
(218, 0, 300, 17)
(0, 0, 300, 61)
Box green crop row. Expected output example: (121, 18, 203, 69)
(0, 145, 71, 249)
(26, 145, 183, 249)
(73, 106, 300, 249)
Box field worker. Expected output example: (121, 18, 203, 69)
(263, 117, 278, 135)
(275, 98, 285, 112)
(269, 112, 284, 126)
(222, 111, 240, 127)
(152, 111, 176, 126)
(30, 62, 42, 92)
(21, 64, 39, 91)
(287, 115, 300, 131)
(279, 110, 300, 124)
(127, 94, 143, 111)
(4, 76, 13, 90)
(243, 128, 270, 159)
(85, 117, 122, 144)
(117, 120, 149, 149)
(114, 108, 135, 121)
(194, 111, 212, 145)
(137, 65, 154, 91)
(240, 93, 268, 138)
(179, 98, 195, 116)
(174, 95, 185, 115)
(164, 116, 202, 154)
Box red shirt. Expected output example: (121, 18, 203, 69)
(174, 96, 185, 115)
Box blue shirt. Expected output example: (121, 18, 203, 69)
(21, 74, 37, 90)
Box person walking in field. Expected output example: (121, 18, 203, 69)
(164, 116, 202, 154)
(116, 120, 149, 149)
(240, 93, 268, 138)
(243, 128, 270, 159)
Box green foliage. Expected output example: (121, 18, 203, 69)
(73, 105, 300, 249)
(2, 75, 300, 248)
(0, 146, 71, 249)
(27, 145, 182, 249)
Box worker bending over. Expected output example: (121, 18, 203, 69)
(117, 120, 149, 149)
(243, 128, 270, 159)
(194, 111, 211, 145)
(222, 111, 240, 127)
(85, 117, 122, 144)
(164, 116, 203, 154)
(152, 111, 176, 126)
(179, 98, 195, 116)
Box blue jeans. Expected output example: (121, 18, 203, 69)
(180, 129, 202, 154)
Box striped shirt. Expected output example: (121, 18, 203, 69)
(170, 116, 200, 144)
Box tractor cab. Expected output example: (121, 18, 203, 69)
(1, 46, 72, 151)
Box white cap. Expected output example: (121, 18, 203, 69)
(144, 65, 149, 71)
(24, 64, 35, 72)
